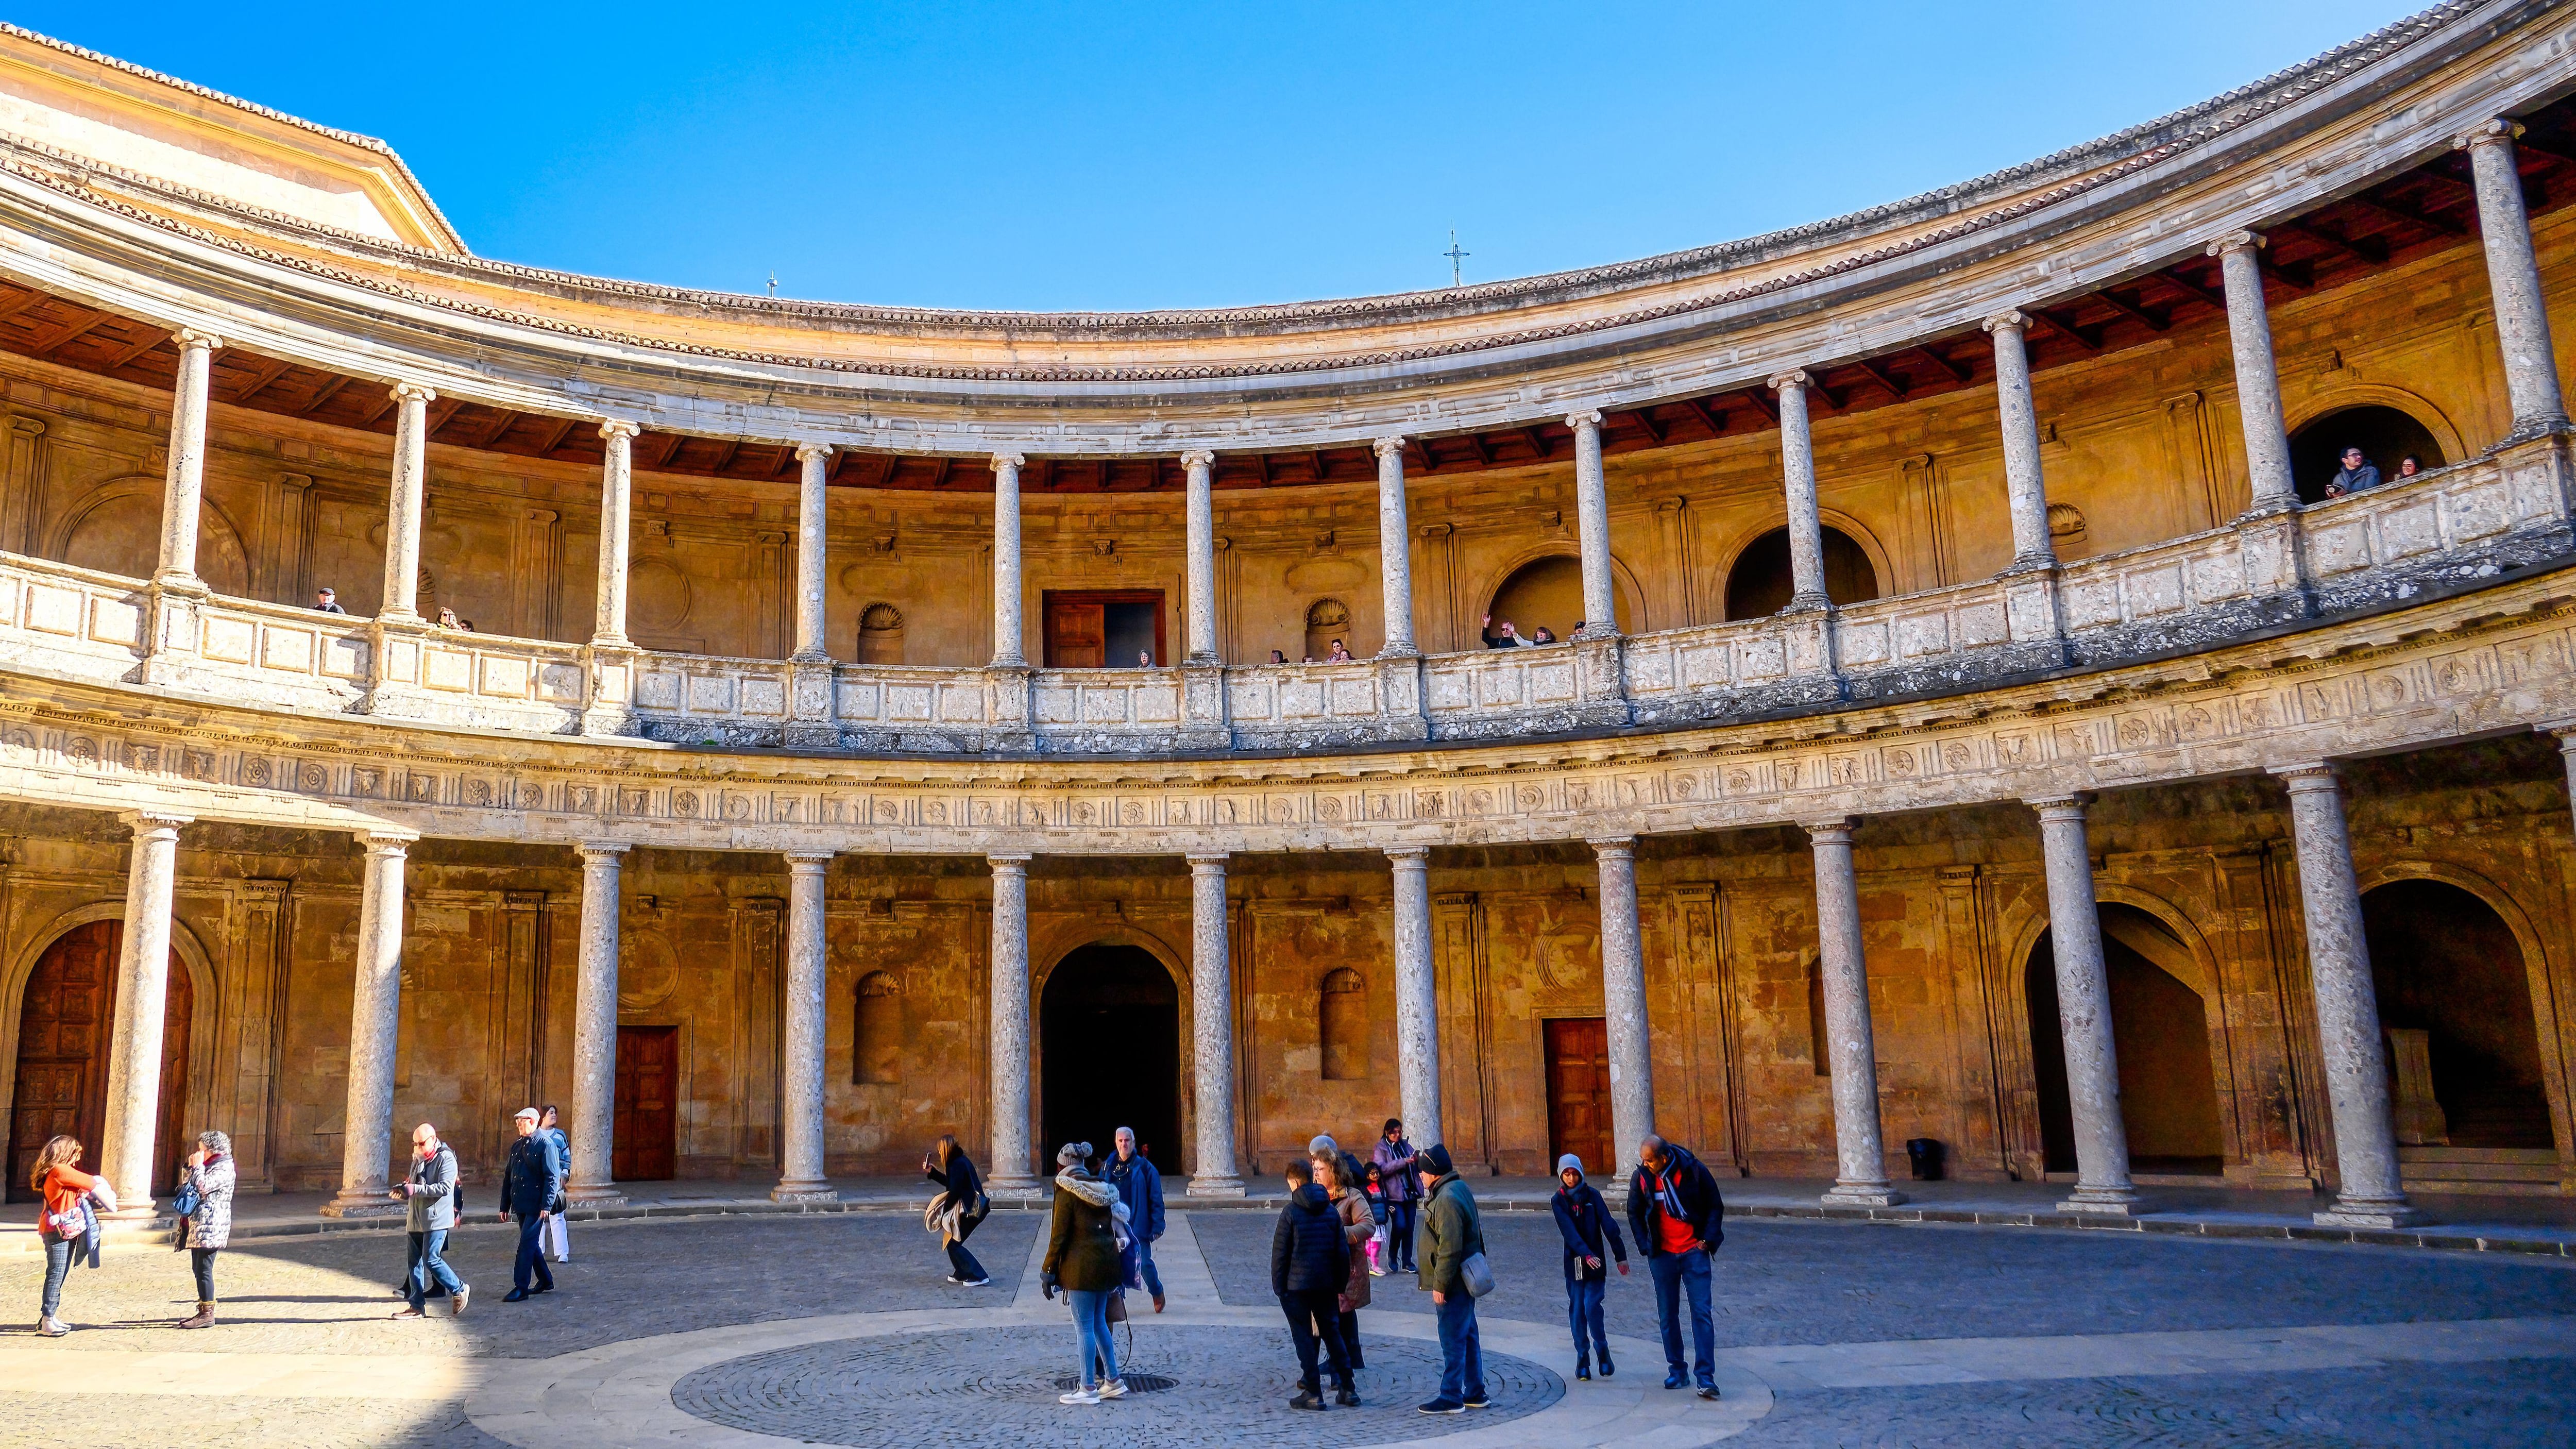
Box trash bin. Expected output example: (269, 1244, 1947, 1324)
(1905, 1137, 1944, 1182)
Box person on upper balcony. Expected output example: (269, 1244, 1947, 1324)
(1481, 614, 1535, 648)
(1327, 639, 1354, 663)
(2325, 446, 2382, 499)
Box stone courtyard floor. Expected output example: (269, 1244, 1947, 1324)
(0, 1203, 2569, 1447)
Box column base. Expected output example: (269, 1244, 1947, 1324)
(1184, 1173, 1247, 1199)
(317, 1190, 403, 1219)
(770, 1180, 841, 1204)
(2313, 1199, 2426, 1231)
(1820, 1182, 1908, 1209)
(985, 1175, 1046, 1200)
(2057, 1187, 2149, 1217)
(565, 1184, 628, 1209)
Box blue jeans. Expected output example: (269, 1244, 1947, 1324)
(408, 1229, 463, 1309)
(1134, 1236, 1164, 1299)
(513, 1214, 556, 1292)
(40, 1235, 73, 1318)
(1387, 1200, 1418, 1271)
(1067, 1288, 1118, 1389)
(1434, 1291, 1485, 1403)
(1650, 1250, 1716, 1387)
(1566, 1275, 1609, 1364)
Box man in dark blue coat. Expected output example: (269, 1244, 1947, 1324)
(1270, 1158, 1355, 1409)
(1103, 1125, 1166, 1311)
(496, 1107, 562, 1302)
(1550, 1153, 1629, 1380)
(1627, 1134, 1724, 1400)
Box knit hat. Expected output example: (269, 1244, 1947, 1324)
(1557, 1154, 1584, 1177)
(1414, 1142, 1454, 1177)
(1056, 1141, 1093, 1167)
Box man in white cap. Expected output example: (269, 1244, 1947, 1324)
(1549, 1153, 1628, 1380)
(497, 1107, 561, 1302)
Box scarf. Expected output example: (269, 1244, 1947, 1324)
(1055, 1168, 1119, 1209)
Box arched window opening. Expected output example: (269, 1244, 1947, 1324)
(1723, 528, 1879, 621)
(1486, 554, 1631, 639)
(857, 602, 905, 665)
(1303, 598, 1349, 663)
(2289, 405, 2445, 503)
(2361, 880, 2551, 1149)
(854, 971, 902, 1085)
(2026, 906, 2223, 1176)
(1320, 967, 1367, 1081)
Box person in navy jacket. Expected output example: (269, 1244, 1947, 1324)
(1550, 1153, 1629, 1380)
(496, 1107, 563, 1302)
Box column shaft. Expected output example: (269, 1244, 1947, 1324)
(774, 853, 838, 1201)
(2032, 796, 2141, 1213)
(1387, 847, 1443, 1148)
(1567, 411, 1618, 636)
(321, 831, 410, 1216)
(1182, 450, 1218, 662)
(569, 843, 629, 1207)
(792, 444, 832, 660)
(592, 422, 639, 645)
(1185, 854, 1245, 1195)
(2276, 765, 2421, 1227)
(2461, 121, 2570, 437)
(1808, 819, 1905, 1207)
(990, 455, 1026, 667)
(1985, 314, 2055, 567)
(1592, 837, 1654, 1175)
(2212, 233, 2296, 512)
(987, 854, 1038, 1191)
(1373, 437, 1419, 655)
(380, 384, 433, 620)
(154, 331, 222, 589)
(99, 811, 189, 1217)
(1772, 371, 1828, 608)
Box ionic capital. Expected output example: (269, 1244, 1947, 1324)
(2267, 760, 2341, 792)
(1802, 816, 1858, 845)
(794, 441, 833, 463)
(120, 808, 194, 835)
(1371, 435, 1408, 461)
(597, 418, 642, 442)
(357, 828, 419, 855)
(1186, 852, 1229, 871)
(1385, 845, 1432, 866)
(988, 852, 1035, 873)
(1981, 311, 2028, 335)
(577, 839, 633, 863)
(989, 452, 1027, 473)
(172, 327, 225, 353)
(2205, 229, 2264, 258)
(1179, 449, 1217, 471)
(1588, 835, 1637, 859)
(1767, 369, 1811, 393)
(1563, 410, 1604, 432)
(2025, 793, 2096, 821)
(2453, 117, 2524, 152)
(390, 381, 437, 405)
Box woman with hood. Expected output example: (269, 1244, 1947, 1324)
(1042, 1141, 1130, 1405)
(1549, 1153, 1629, 1380)
(922, 1135, 993, 1287)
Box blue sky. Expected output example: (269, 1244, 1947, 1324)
(27, 3, 2423, 310)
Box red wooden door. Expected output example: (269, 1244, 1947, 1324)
(611, 1025, 678, 1182)
(1545, 1017, 1613, 1175)
(8, 921, 190, 1200)
(1043, 596, 1106, 668)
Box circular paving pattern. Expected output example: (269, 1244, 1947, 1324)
(672, 1321, 1565, 1447)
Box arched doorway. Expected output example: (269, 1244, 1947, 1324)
(2025, 905, 2223, 1176)
(1723, 527, 1880, 620)
(2289, 405, 2445, 503)
(1039, 944, 1180, 1167)
(8, 920, 192, 1201)
(2361, 881, 2552, 1148)
(1486, 555, 1628, 637)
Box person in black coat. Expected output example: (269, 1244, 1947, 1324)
(496, 1107, 562, 1302)
(1628, 1135, 1725, 1399)
(1550, 1153, 1629, 1380)
(1271, 1158, 1357, 1409)
(923, 1134, 992, 1286)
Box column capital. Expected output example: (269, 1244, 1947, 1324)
(390, 380, 437, 405)
(1587, 835, 1638, 858)
(1563, 409, 1604, 431)
(8, 414, 45, 438)
(1767, 369, 1811, 392)
(989, 452, 1026, 473)
(988, 852, 1034, 870)
(1802, 816, 1858, 844)
(794, 441, 833, 463)
(2268, 760, 2340, 790)
(598, 418, 642, 442)
(118, 808, 193, 835)
(2453, 117, 2524, 151)
(2205, 229, 2265, 258)
(1186, 852, 1229, 871)
(1981, 311, 2028, 335)
(1385, 845, 1432, 865)
(2026, 793, 2096, 821)
(357, 829, 417, 856)
(172, 327, 225, 353)
(783, 851, 836, 869)
(1179, 449, 1216, 470)
(1371, 435, 1408, 461)
(577, 839, 633, 862)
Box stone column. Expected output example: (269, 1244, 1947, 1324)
(1181, 450, 1218, 663)
(568, 842, 630, 1208)
(1984, 314, 2055, 569)
(1772, 370, 1828, 609)
(1591, 837, 1655, 1175)
(2030, 796, 2142, 1215)
(990, 454, 1026, 668)
(98, 810, 190, 1218)
(774, 852, 839, 1202)
(1567, 411, 1619, 636)
(2274, 764, 2422, 1227)
(1185, 853, 1245, 1195)
(1807, 818, 1905, 1207)
(591, 421, 639, 646)
(152, 330, 223, 591)
(1374, 437, 1419, 656)
(792, 443, 832, 661)
(2210, 232, 2297, 513)
(380, 382, 432, 621)
(321, 830, 412, 1217)
(987, 853, 1039, 1193)
(1387, 846, 1444, 1147)
(2458, 120, 2570, 439)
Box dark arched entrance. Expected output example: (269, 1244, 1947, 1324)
(2026, 906, 2224, 1176)
(2361, 880, 2552, 1148)
(8, 920, 192, 1201)
(1723, 527, 1880, 620)
(2289, 405, 2445, 503)
(1486, 554, 1629, 637)
(1040, 944, 1180, 1168)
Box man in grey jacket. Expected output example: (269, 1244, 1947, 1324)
(391, 1122, 469, 1318)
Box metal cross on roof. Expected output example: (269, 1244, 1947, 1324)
(1445, 230, 1469, 288)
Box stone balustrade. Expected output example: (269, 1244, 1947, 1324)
(1, 441, 2567, 757)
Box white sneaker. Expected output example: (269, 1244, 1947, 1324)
(1060, 1387, 1102, 1405)
(962, 1276, 991, 1287)
(1099, 1379, 1130, 1400)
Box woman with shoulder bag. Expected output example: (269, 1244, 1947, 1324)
(1042, 1141, 1129, 1405)
(30, 1135, 116, 1337)
(923, 1135, 993, 1286)
(173, 1130, 235, 1328)
(540, 1106, 570, 1263)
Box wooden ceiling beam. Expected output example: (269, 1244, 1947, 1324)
(871, 453, 899, 488)
(474, 409, 521, 450)
(226, 355, 297, 403)
(651, 432, 687, 468)
(2027, 307, 2102, 353)
(934, 456, 955, 490)
(2277, 216, 2386, 266)
(100, 328, 172, 372)
(1520, 426, 1552, 460)
(362, 389, 400, 426)
(2091, 288, 2169, 332)
(425, 397, 464, 437)
(534, 416, 579, 457)
(1467, 431, 1494, 465)
(1629, 409, 1666, 445)
(1853, 357, 1909, 400)
(1684, 396, 1727, 436)
(2254, 252, 2315, 293)
(28, 310, 111, 357)
(2514, 133, 2576, 169)
(0, 288, 48, 323)
(710, 438, 742, 474)
(2346, 191, 2466, 238)
(1911, 343, 1972, 383)
(2155, 265, 2228, 310)
(295, 373, 352, 416)
(1740, 387, 1780, 424)
(1310, 450, 1333, 481)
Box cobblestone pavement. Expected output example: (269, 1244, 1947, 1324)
(673, 1321, 1562, 1446)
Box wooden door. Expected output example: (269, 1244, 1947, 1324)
(8, 922, 190, 1201)
(1044, 596, 1105, 668)
(1042, 590, 1166, 668)
(611, 1025, 678, 1182)
(1545, 1017, 1613, 1174)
